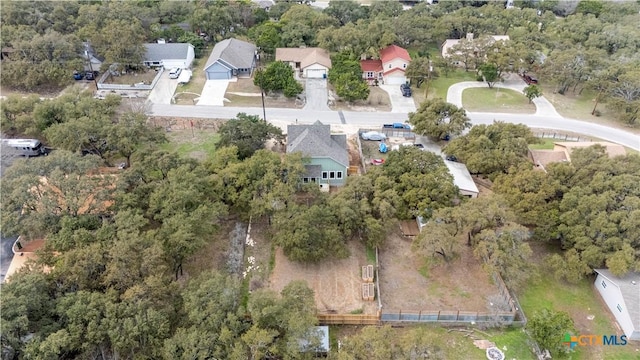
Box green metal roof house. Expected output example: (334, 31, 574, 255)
(287, 121, 349, 188)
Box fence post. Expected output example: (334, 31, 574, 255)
(419, 310, 422, 321)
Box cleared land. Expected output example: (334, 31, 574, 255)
(103, 69, 157, 85)
(224, 78, 301, 108)
(330, 86, 391, 112)
(379, 231, 501, 313)
(462, 87, 536, 114)
(152, 117, 223, 160)
(269, 240, 378, 315)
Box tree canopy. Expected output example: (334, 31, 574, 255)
(443, 122, 538, 178)
(408, 98, 471, 140)
(217, 113, 284, 160)
(254, 61, 303, 98)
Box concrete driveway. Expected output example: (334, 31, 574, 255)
(197, 79, 230, 106)
(304, 78, 330, 111)
(379, 84, 417, 113)
(147, 71, 179, 104)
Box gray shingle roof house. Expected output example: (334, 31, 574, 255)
(204, 38, 257, 80)
(143, 43, 195, 69)
(594, 269, 640, 341)
(287, 121, 349, 187)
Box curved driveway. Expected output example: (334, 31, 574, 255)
(150, 79, 639, 151)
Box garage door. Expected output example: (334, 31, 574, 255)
(306, 69, 327, 79)
(384, 75, 407, 85)
(206, 71, 231, 80)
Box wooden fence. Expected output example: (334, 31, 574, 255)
(317, 313, 381, 325)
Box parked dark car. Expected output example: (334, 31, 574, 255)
(400, 83, 412, 97)
(520, 73, 538, 85)
(445, 155, 458, 162)
(73, 71, 83, 80)
(85, 71, 95, 80)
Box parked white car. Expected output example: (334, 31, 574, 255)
(168, 67, 182, 79)
(361, 131, 387, 141)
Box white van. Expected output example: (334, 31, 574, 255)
(2, 139, 49, 157)
(168, 68, 182, 79)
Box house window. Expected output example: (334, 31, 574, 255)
(366, 71, 374, 78)
(617, 304, 622, 312)
(601, 280, 607, 288)
(329, 171, 335, 179)
(337, 171, 343, 179)
(303, 177, 309, 183)
(322, 171, 328, 179)
(403, 63, 406, 68)
(388, 64, 392, 69)
(310, 178, 316, 183)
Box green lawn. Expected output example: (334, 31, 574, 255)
(529, 138, 556, 150)
(160, 130, 220, 160)
(462, 87, 536, 114)
(174, 50, 210, 103)
(411, 70, 477, 106)
(333, 324, 535, 359)
(517, 244, 639, 359)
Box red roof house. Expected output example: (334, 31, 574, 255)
(360, 44, 411, 85)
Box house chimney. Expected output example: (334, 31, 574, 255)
(466, 33, 474, 41)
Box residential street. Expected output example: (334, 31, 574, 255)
(150, 103, 640, 150)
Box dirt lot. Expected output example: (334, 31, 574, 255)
(224, 78, 302, 108)
(269, 239, 378, 315)
(103, 69, 158, 85)
(330, 86, 391, 112)
(379, 231, 501, 313)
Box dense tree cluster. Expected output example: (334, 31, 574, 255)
(443, 122, 538, 178)
(217, 113, 284, 160)
(408, 99, 471, 140)
(328, 52, 370, 102)
(254, 61, 303, 98)
(0, 89, 165, 167)
(415, 196, 532, 289)
(494, 146, 640, 281)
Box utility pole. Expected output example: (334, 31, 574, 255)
(424, 63, 433, 99)
(261, 88, 267, 121)
(256, 47, 266, 121)
(84, 41, 98, 88)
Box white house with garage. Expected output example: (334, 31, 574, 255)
(275, 47, 332, 79)
(143, 42, 195, 69)
(594, 269, 640, 341)
(204, 38, 257, 80)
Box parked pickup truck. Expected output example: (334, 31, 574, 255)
(383, 123, 411, 129)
